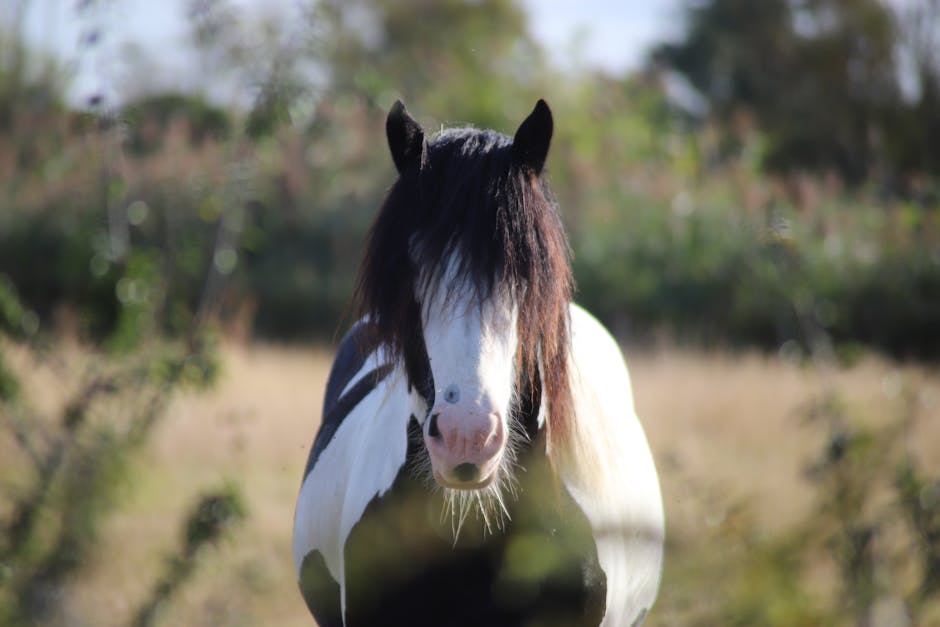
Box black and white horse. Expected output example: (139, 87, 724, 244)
(293, 100, 664, 627)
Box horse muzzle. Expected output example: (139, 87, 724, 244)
(424, 406, 505, 489)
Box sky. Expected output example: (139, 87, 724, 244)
(520, 0, 682, 72)
(17, 0, 682, 106)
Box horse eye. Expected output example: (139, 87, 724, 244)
(444, 385, 460, 404)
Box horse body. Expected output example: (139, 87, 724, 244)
(293, 101, 663, 626)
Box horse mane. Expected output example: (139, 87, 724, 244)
(354, 123, 575, 459)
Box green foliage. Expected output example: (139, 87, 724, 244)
(571, 182, 940, 357)
(0, 331, 229, 624)
(658, 380, 940, 626)
(311, 0, 546, 126)
(800, 387, 940, 624)
(108, 249, 165, 353)
(0, 276, 38, 340)
(0, 81, 242, 624)
(1, 0, 936, 357)
(133, 484, 246, 627)
(122, 93, 232, 155)
(0, 351, 17, 403)
(896, 462, 940, 605)
(656, 0, 940, 187)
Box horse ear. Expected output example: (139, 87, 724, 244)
(386, 100, 426, 174)
(512, 99, 553, 175)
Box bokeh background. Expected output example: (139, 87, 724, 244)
(1, 0, 939, 625)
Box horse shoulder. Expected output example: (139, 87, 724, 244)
(293, 334, 411, 624)
(561, 303, 665, 626)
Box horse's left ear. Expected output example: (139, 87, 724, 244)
(512, 99, 553, 175)
(386, 100, 427, 174)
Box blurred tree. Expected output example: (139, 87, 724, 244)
(654, 0, 940, 189)
(0, 270, 240, 625)
(778, 0, 899, 183)
(122, 93, 231, 155)
(309, 0, 547, 128)
(651, 0, 795, 118)
(0, 1, 67, 131)
(883, 0, 940, 191)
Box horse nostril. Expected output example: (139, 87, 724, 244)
(453, 463, 478, 482)
(427, 413, 441, 439)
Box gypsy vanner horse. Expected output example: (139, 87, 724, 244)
(293, 100, 664, 627)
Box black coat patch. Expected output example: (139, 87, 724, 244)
(299, 549, 343, 627)
(339, 418, 607, 627)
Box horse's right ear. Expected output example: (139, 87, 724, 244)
(512, 99, 553, 175)
(386, 100, 426, 174)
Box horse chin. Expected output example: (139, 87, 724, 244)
(436, 466, 515, 540)
(432, 468, 498, 491)
(427, 450, 504, 491)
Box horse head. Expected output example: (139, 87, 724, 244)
(357, 99, 572, 504)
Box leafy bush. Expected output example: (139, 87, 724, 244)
(1, 1, 938, 358)
(2, 88, 938, 357)
(122, 93, 232, 155)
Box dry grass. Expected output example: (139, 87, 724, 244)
(4, 344, 938, 625)
(633, 350, 940, 626)
(635, 350, 940, 535)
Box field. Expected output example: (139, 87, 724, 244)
(3, 344, 939, 626)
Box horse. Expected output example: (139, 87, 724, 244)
(293, 99, 664, 627)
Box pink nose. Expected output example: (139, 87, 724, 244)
(424, 406, 504, 488)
